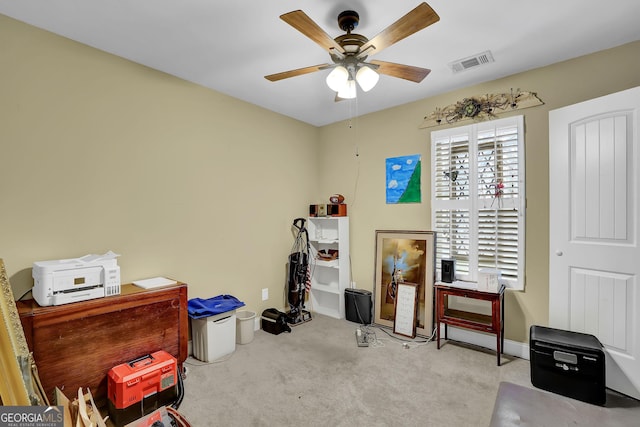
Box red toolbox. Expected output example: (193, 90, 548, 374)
(107, 350, 178, 426)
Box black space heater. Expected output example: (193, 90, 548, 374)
(344, 288, 372, 325)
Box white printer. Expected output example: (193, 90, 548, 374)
(32, 251, 121, 306)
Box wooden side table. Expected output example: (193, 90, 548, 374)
(435, 283, 505, 365)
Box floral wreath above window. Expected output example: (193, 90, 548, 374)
(420, 89, 543, 128)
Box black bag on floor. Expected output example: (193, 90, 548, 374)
(261, 308, 291, 335)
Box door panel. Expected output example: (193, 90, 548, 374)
(571, 113, 632, 242)
(569, 269, 633, 351)
(549, 86, 640, 399)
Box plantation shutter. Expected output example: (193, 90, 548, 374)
(431, 115, 525, 289)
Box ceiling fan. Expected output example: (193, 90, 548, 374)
(264, 2, 440, 99)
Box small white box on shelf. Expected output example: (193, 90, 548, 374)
(477, 269, 501, 292)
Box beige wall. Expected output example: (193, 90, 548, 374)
(318, 40, 640, 342)
(2, 13, 639, 343)
(0, 15, 320, 314)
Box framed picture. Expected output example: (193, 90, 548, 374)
(385, 154, 422, 204)
(393, 282, 418, 338)
(373, 230, 435, 337)
(0, 259, 38, 405)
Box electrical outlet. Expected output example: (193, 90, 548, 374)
(261, 288, 268, 301)
(351, 281, 356, 288)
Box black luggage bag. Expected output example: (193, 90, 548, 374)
(261, 308, 291, 335)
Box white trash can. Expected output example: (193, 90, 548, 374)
(236, 310, 256, 344)
(191, 310, 236, 362)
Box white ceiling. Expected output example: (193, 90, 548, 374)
(2, 1, 639, 127)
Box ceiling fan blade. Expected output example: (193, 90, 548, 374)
(280, 10, 345, 54)
(265, 64, 330, 82)
(369, 60, 431, 83)
(360, 2, 439, 57)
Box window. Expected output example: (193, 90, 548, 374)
(431, 115, 525, 289)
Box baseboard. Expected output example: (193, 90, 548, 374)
(440, 325, 530, 360)
(188, 323, 530, 360)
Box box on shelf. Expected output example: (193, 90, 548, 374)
(327, 203, 347, 216)
(477, 268, 501, 292)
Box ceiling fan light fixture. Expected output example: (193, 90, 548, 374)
(326, 66, 349, 92)
(356, 65, 379, 92)
(268, 5, 440, 102)
(337, 79, 357, 99)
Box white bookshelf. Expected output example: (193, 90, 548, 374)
(306, 216, 349, 319)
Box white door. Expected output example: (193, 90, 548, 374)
(549, 86, 640, 399)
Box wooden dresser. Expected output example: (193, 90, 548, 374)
(17, 282, 188, 406)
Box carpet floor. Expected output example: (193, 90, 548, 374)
(178, 314, 639, 426)
(180, 314, 526, 426)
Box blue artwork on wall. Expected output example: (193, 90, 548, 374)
(386, 154, 422, 204)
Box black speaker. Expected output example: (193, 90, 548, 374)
(441, 259, 455, 283)
(344, 288, 372, 324)
(326, 203, 347, 216)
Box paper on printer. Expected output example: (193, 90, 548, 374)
(32, 251, 121, 306)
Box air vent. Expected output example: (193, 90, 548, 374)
(448, 50, 494, 73)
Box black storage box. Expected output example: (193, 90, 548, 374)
(345, 288, 372, 324)
(261, 308, 291, 335)
(108, 388, 177, 426)
(530, 325, 606, 405)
